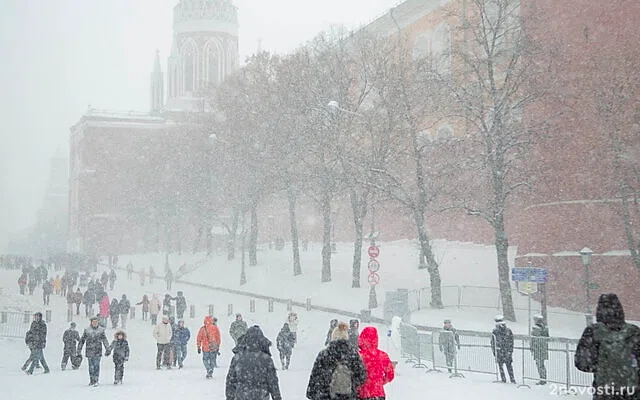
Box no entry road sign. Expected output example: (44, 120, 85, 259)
(368, 245, 380, 258)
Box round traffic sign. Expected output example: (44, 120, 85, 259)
(367, 259, 380, 272)
(368, 272, 380, 286)
(367, 245, 380, 258)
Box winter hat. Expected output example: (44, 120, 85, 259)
(331, 322, 350, 341)
(162, 316, 169, 323)
(444, 319, 452, 324)
(494, 315, 504, 323)
(70, 322, 76, 328)
(90, 316, 99, 322)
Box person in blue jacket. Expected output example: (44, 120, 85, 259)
(173, 319, 191, 368)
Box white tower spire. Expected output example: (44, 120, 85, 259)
(151, 49, 164, 114)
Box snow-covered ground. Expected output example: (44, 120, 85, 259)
(124, 240, 592, 338)
(0, 240, 601, 399)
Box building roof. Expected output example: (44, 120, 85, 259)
(357, 0, 451, 38)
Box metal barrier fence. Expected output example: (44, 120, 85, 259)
(0, 311, 33, 338)
(399, 322, 593, 389)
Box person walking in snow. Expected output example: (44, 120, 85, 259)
(197, 315, 221, 378)
(98, 293, 110, 328)
(126, 262, 133, 280)
(22, 312, 50, 374)
(348, 319, 360, 349)
(230, 313, 248, 346)
(136, 294, 150, 321)
(439, 318, 460, 373)
(18, 273, 27, 295)
(153, 315, 173, 369)
(66, 288, 76, 316)
(276, 322, 296, 370)
(78, 316, 111, 386)
(287, 312, 299, 342)
(226, 325, 282, 400)
(73, 288, 83, 315)
(165, 268, 173, 291)
(175, 291, 187, 320)
(42, 278, 53, 305)
(491, 315, 516, 384)
(149, 266, 155, 284)
(139, 269, 145, 286)
(358, 326, 395, 400)
(61, 322, 80, 370)
(174, 319, 191, 369)
(110, 298, 120, 329)
(119, 294, 130, 330)
(324, 319, 338, 346)
(107, 330, 129, 384)
(108, 269, 117, 291)
(149, 294, 160, 325)
(83, 288, 95, 317)
(162, 293, 174, 317)
(307, 321, 367, 400)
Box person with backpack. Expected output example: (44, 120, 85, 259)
(575, 293, 640, 399)
(107, 330, 129, 384)
(491, 315, 516, 384)
(61, 322, 80, 370)
(230, 313, 248, 346)
(307, 321, 367, 400)
(358, 326, 395, 400)
(276, 323, 296, 370)
(225, 325, 282, 400)
(196, 315, 221, 378)
(530, 315, 549, 385)
(439, 318, 461, 373)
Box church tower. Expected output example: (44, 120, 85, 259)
(150, 49, 164, 114)
(165, 0, 239, 112)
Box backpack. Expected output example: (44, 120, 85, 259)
(330, 361, 352, 397)
(592, 322, 640, 388)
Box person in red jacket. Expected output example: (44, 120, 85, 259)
(196, 315, 221, 379)
(358, 326, 395, 400)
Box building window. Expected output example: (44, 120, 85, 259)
(206, 43, 221, 85)
(182, 43, 197, 92)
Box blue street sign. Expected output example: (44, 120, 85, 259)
(511, 267, 548, 283)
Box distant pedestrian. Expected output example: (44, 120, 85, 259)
(348, 319, 360, 349)
(165, 268, 173, 291)
(77, 316, 111, 386)
(276, 322, 296, 370)
(126, 262, 133, 280)
(287, 312, 298, 342)
(99, 294, 110, 328)
(196, 315, 221, 378)
(174, 319, 191, 369)
(439, 319, 460, 373)
(73, 288, 83, 315)
(61, 322, 80, 370)
(149, 294, 160, 325)
(107, 330, 129, 384)
(139, 269, 145, 286)
(491, 315, 516, 384)
(119, 294, 130, 330)
(108, 269, 117, 291)
(110, 298, 120, 329)
(22, 312, 50, 374)
(136, 294, 150, 321)
(324, 319, 338, 346)
(229, 313, 248, 346)
(530, 315, 549, 385)
(42, 279, 53, 305)
(175, 291, 187, 320)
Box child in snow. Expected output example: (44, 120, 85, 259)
(108, 330, 130, 384)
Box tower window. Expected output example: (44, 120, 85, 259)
(182, 43, 196, 92)
(207, 45, 220, 84)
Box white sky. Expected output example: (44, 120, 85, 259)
(0, 0, 403, 250)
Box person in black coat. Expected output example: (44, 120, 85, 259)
(491, 315, 515, 383)
(276, 323, 296, 370)
(175, 291, 187, 320)
(324, 319, 338, 346)
(77, 316, 111, 386)
(108, 330, 130, 384)
(61, 322, 80, 370)
(348, 319, 359, 349)
(225, 325, 282, 400)
(307, 322, 367, 400)
(110, 298, 120, 329)
(22, 312, 50, 374)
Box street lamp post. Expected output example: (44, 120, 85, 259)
(579, 247, 594, 326)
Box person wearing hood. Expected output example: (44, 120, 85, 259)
(162, 293, 175, 317)
(358, 326, 395, 400)
(61, 322, 80, 370)
(175, 291, 187, 320)
(197, 315, 221, 378)
(276, 323, 296, 370)
(23, 312, 50, 374)
(348, 319, 360, 349)
(230, 313, 248, 346)
(325, 319, 338, 346)
(153, 315, 173, 369)
(491, 315, 515, 384)
(226, 325, 282, 400)
(575, 293, 640, 399)
(307, 321, 366, 400)
(110, 298, 120, 329)
(149, 294, 160, 325)
(530, 315, 549, 385)
(107, 330, 129, 384)
(77, 316, 111, 386)
(119, 294, 131, 330)
(99, 293, 110, 328)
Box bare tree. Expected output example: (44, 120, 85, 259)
(444, 0, 557, 320)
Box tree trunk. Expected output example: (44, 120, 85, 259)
(227, 209, 239, 260)
(249, 202, 258, 266)
(193, 223, 204, 254)
(321, 192, 332, 283)
(414, 208, 443, 308)
(287, 187, 302, 276)
(495, 214, 516, 321)
(350, 189, 368, 288)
